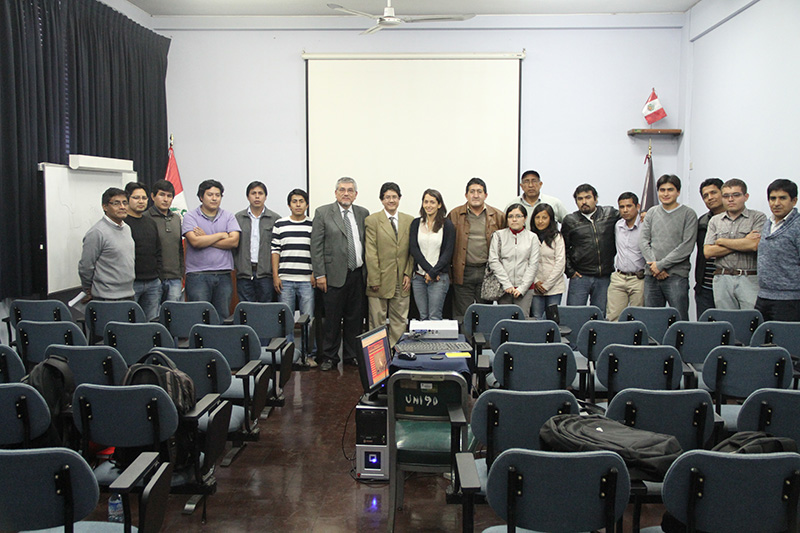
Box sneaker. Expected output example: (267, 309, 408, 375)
(320, 360, 334, 371)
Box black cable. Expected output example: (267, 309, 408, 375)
(341, 398, 360, 462)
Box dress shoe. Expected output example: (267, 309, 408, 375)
(320, 360, 334, 371)
(344, 358, 359, 367)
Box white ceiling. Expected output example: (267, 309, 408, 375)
(126, 0, 701, 18)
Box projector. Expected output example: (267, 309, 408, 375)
(409, 319, 459, 339)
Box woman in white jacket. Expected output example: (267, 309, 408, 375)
(530, 203, 567, 318)
(487, 203, 540, 317)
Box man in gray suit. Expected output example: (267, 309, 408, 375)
(311, 177, 370, 371)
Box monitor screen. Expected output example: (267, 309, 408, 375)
(357, 326, 392, 396)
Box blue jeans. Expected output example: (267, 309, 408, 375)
(237, 276, 275, 303)
(644, 274, 690, 321)
(566, 274, 611, 314)
(279, 280, 315, 347)
(531, 293, 562, 320)
(412, 273, 450, 320)
(133, 278, 161, 321)
(160, 278, 183, 303)
(185, 272, 234, 320)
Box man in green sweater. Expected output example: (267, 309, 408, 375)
(639, 174, 698, 321)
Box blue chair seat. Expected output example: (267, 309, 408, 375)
(199, 404, 246, 434)
(222, 376, 273, 401)
(396, 420, 456, 465)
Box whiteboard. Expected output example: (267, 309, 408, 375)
(305, 54, 522, 216)
(41, 161, 135, 295)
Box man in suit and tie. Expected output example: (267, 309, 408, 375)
(365, 182, 414, 347)
(311, 177, 370, 371)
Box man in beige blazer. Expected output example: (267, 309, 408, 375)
(365, 182, 414, 347)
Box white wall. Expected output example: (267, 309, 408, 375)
(160, 20, 683, 217)
(685, 0, 800, 215)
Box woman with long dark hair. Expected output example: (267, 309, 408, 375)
(530, 203, 566, 318)
(409, 189, 455, 320)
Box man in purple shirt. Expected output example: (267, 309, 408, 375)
(606, 192, 645, 321)
(182, 179, 241, 319)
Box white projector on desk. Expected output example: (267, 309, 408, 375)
(409, 320, 459, 339)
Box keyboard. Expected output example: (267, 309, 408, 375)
(394, 340, 473, 354)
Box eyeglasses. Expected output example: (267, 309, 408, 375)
(722, 192, 744, 199)
(507, 214, 526, 219)
(107, 201, 128, 207)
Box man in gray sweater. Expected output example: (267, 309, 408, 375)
(639, 174, 698, 321)
(78, 187, 136, 301)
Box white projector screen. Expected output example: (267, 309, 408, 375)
(305, 54, 522, 216)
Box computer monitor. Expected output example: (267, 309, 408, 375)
(357, 326, 392, 405)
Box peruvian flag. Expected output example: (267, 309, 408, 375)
(164, 146, 188, 216)
(642, 89, 667, 125)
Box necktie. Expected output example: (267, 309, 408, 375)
(343, 209, 357, 270)
(390, 216, 398, 237)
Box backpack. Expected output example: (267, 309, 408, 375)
(711, 430, 798, 454)
(116, 351, 197, 469)
(540, 414, 683, 481)
(22, 355, 75, 444)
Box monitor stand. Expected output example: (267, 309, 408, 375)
(360, 390, 387, 407)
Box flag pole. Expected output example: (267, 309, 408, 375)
(169, 133, 174, 148)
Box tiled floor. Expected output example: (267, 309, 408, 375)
(86, 362, 665, 532)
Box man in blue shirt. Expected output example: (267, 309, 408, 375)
(606, 192, 645, 321)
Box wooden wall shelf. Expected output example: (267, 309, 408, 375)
(627, 128, 683, 137)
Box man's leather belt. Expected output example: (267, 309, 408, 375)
(714, 268, 757, 276)
(617, 269, 644, 277)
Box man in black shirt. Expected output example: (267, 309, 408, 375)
(125, 182, 162, 321)
(695, 178, 724, 318)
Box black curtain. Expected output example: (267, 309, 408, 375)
(0, 0, 170, 299)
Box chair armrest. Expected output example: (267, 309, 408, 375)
(471, 332, 486, 351)
(456, 452, 481, 493)
(183, 393, 220, 421)
(236, 360, 262, 378)
(476, 353, 491, 371)
(222, 316, 234, 325)
(265, 337, 288, 352)
(447, 403, 467, 427)
(296, 314, 310, 326)
(109, 451, 160, 493)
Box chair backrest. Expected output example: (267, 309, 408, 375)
(606, 388, 715, 451)
(44, 344, 128, 386)
(661, 450, 800, 533)
(489, 319, 561, 351)
(0, 448, 99, 531)
(620, 306, 679, 344)
(16, 320, 88, 367)
(595, 344, 683, 400)
(9, 299, 71, 329)
(751, 321, 800, 358)
(233, 301, 294, 341)
(463, 303, 525, 338)
(157, 347, 233, 398)
(85, 300, 147, 341)
(492, 342, 577, 391)
(554, 305, 603, 343)
(472, 389, 578, 466)
(662, 320, 734, 365)
(72, 383, 179, 449)
(104, 321, 175, 366)
(486, 449, 631, 533)
(0, 383, 52, 446)
(159, 300, 220, 341)
(699, 308, 763, 345)
(575, 319, 647, 362)
(738, 388, 800, 446)
(702, 346, 793, 399)
(0, 344, 26, 383)
(190, 324, 262, 370)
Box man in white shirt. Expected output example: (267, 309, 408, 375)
(507, 170, 569, 229)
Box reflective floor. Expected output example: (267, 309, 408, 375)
(86, 361, 664, 532)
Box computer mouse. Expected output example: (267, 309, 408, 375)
(398, 352, 416, 361)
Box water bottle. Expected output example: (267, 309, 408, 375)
(108, 493, 124, 523)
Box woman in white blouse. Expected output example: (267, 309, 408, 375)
(409, 189, 455, 320)
(530, 203, 566, 318)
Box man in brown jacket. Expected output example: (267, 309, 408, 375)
(447, 177, 506, 320)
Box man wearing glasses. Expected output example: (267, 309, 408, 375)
(78, 187, 136, 302)
(704, 178, 767, 310)
(508, 170, 568, 230)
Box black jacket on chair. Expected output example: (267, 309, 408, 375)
(561, 205, 619, 278)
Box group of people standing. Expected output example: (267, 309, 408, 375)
(78, 169, 800, 372)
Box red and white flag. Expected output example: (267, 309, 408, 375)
(164, 146, 188, 216)
(642, 89, 667, 125)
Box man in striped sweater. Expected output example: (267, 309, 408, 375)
(271, 189, 316, 365)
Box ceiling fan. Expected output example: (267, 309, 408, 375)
(327, 1, 475, 34)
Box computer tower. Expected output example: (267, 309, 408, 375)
(355, 404, 389, 480)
